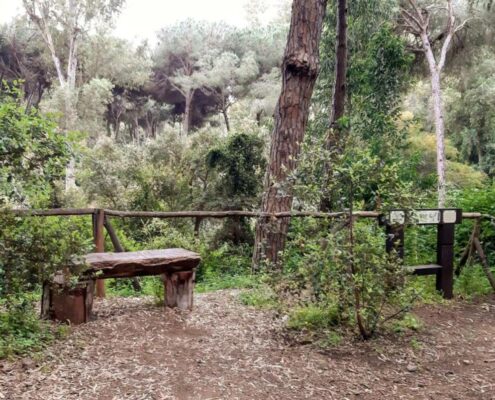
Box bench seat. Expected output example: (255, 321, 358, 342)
(84, 249, 201, 279)
(406, 264, 442, 276)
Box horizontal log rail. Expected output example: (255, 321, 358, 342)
(7, 208, 485, 220)
(6, 208, 492, 298)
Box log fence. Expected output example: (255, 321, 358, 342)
(9, 208, 491, 298)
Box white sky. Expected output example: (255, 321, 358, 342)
(0, 0, 283, 44)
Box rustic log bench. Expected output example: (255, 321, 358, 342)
(41, 249, 201, 325)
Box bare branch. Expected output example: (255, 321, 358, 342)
(455, 18, 472, 33)
(401, 8, 425, 32)
(438, 0, 456, 71)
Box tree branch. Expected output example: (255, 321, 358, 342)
(437, 0, 456, 71)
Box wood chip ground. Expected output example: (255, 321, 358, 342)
(1, 291, 494, 399)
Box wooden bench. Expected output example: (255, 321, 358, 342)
(41, 249, 201, 325)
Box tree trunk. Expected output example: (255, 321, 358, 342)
(423, 31, 447, 208)
(222, 108, 231, 132)
(320, 0, 348, 212)
(430, 70, 447, 208)
(329, 0, 348, 128)
(183, 89, 194, 135)
(252, 0, 328, 270)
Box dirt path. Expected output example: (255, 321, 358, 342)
(1, 291, 494, 400)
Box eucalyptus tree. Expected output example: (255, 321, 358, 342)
(401, 0, 468, 208)
(22, 0, 125, 188)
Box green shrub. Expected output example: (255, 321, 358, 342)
(0, 294, 61, 358)
(455, 264, 495, 298)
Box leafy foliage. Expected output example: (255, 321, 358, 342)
(0, 82, 69, 206)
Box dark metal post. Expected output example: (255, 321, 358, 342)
(385, 224, 405, 262)
(436, 223, 455, 299)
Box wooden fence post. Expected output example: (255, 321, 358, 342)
(93, 209, 106, 298)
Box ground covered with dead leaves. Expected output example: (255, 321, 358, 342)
(1, 290, 494, 400)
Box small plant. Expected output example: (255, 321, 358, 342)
(287, 304, 340, 331)
(317, 331, 343, 348)
(239, 285, 278, 309)
(392, 313, 423, 333)
(410, 337, 422, 351)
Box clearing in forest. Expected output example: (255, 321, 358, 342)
(1, 291, 494, 400)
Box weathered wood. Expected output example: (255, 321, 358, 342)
(163, 270, 195, 310)
(83, 249, 200, 279)
(384, 209, 458, 299)
(104, 217, 141, 290)
(406, 264, 442, 275)
(473, 237, 495, 292)
(104, 209, 376, 219)
(13, 208, 96, 216)
(104, 217, 124, 252)
(41, 275, 94, 325)
(41, 281, 51, 319)
(85, 279, 95, 321)
(10, 208, 484, 221)
(93, 209, 106, 298)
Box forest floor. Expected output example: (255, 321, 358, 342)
(1, 290, 494, 400)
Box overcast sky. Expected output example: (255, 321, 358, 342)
(0, 0, 282, 44)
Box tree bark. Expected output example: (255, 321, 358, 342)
(428, 67, 447, 208)
(183, 89, 194, 135)
(329, 0, 348, 129)
(222, 108, 231, 132)
(320, 0, 348, 212)
(252, 0, 328, 270)
(401, 0, 459, 209)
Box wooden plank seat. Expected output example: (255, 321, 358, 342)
(405, 264, 443, 276)
(41, 249, 201, 325)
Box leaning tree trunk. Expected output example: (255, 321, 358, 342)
(320, 0, 348, 212)
(252, 0, 328, 270)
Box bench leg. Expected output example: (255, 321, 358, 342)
(163, 270, 195, 310)
(41, 279, 94, 325)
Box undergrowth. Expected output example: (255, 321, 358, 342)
(0, 294, 69, 359)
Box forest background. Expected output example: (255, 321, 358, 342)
(1, 0, 495, 356)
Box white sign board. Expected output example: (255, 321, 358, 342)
(385, 209, 460, 225)
(389, 211, 406, 225)
(410, 210, 440, 224)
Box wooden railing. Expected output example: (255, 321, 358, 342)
(9, 208, 487, 297)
